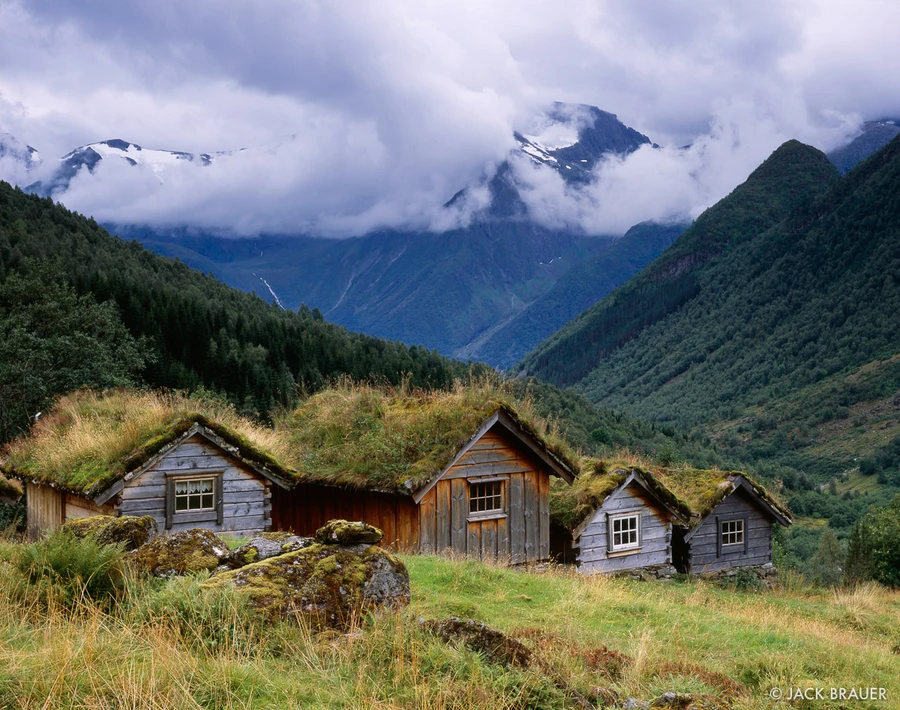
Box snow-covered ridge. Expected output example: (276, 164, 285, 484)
(62, 139, 214, 169)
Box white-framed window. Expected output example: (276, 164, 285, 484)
(609, 512, 641, 552)
(468, 479, 505, 517)
(721, 519, 744, 547)
(174, 477, 216, 512)
(166, 472, 223, 529)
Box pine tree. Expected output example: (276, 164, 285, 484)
(809, 528, 844, 588)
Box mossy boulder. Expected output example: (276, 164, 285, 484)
(62, 515, 157, 551)
(422, 617, 533, 667)
(315, 519, 383, 545)
(129, 528, 230, 578)
(220, 534, 313, 570)
(206, 540, 409, 627)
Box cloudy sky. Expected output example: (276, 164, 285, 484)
(1, 0, 898, 236)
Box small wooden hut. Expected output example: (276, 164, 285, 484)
(656, 469, 792, 575)
(2, 392, 296, 540)
(551, 467, 691, 574)
(272, 394, 578, 562)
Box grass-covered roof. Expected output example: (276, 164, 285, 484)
(278, 379, 579, 494)
(549, 457, 790, 533)
(653, 467, 791, 528)
(549, 459, 693, 533)
(1, 389, 297, 497)
(2, 380, 579, 499)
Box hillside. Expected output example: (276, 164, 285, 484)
(468, 221, 687, 368)
(0, 181, 477, 437)
(520, 140, 842, 387)
(133, 221, 615, 359)
(521, 136, 900, 491)
(0, 542, 897, 709)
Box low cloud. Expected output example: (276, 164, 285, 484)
(0, 0, 897, 237)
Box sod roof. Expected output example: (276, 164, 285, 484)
(2, 383, 579, 500)
(279, 383, 579, 494)
(550, 462, 790, 533)
(1, 389, 297, 498)
(550, 462, 692, 533)
(653, 467, 792, 528)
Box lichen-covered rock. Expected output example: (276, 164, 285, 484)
(206, 541, 409, 627)
(129, 528, 230, 578)
(315, 519, 383, 545)
(649, 692, 729, 709)
(219, 534, 313, 570)
(62, 515, 157, 551)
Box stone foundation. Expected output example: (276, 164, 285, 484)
(696, 563, 778, 589)
(613, 564, 678, 582)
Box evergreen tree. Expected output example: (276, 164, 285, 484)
(844, 519, 874, 585)
(809, 528, 844, 588)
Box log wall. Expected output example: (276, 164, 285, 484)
(686, 488, 774, 573)
(576, 480, 672, 574)
(117, 433, 271, 537)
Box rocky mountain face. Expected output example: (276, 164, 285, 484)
(89, 104, 663, 358)
(827, 120, 900, 174)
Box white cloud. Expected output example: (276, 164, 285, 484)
(0, 0, 897, 236)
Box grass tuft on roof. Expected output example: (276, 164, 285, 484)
(654, 466, 791, 527)
(1, 389, 295, 497)
(549, 452, 789, 532)
(279, 376, 579, 494)
(2, 377, 579, 499)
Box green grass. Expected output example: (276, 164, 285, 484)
(0, 546, 898, 709)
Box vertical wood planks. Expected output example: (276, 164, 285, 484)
(436, 480, 451, 552)
(524, 473, 538, 561)
(538, 473, 550, 560)
(482, 519, 497, 560)
(497, 510, 510, 561)
(419, 490, 436, 553)
(508, 474, 525, 564)
(451, 479, 467, 552)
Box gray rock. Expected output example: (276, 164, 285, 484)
(219, 534, 312, 570)
(315, 519, 384, 545)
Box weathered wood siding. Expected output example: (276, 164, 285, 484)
(25, 484, 117, 539)
(64, 493, 115, 520)
(417, 427, 552, 563)
(271, 484, 420, 551)
(576, 481, 672, 574)
(685, 488, 773, 573)
(26, 482, 63, 540)
(117, 434, 271, 536)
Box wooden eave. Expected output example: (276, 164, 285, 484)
(93, 423, 293, 507)
(411, 408, 576, 504)
(682, 475, 791, 541)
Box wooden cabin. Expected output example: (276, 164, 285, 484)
(4, 389, 577, 562)
(666, 473, 792, 575)
(272, 407, 577, 563)
(5, 413, 296, 540)
(567, 468, 690, 574)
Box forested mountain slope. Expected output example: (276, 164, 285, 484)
(520, 140, 842, 387)
(521, 137, 900, 487)
(468, 221, 687, 368)
(0, 182, 474, 426)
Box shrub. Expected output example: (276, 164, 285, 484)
(14, 529, 128, 609)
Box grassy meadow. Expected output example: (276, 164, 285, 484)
(0, 538, 897, 710)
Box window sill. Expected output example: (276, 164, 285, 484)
(607, 547, 642, 558)
(467, 512, 508, 523)
(171, 510, 219, 524)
